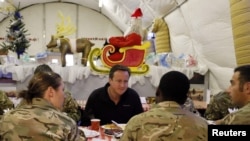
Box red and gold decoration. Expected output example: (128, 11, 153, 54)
(89, 8, 150, 74)
(89, 40, 150, 74)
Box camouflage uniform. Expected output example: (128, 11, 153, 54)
(0, 98, 86, 141)
(15, 98, 26, 108)
(204, 91, 235, 120)
(16, 90, 81, 123)
(182, 97, 200, 116)
(120, 101, 208, 141)
(63, 91, 81, 123)
(220, 102, 250, 124)
(0, 90, 14, 116)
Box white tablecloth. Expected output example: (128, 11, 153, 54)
(0, 64, 206, 100)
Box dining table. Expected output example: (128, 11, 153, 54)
(79, 126, 120, 141)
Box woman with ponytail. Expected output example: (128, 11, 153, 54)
(0, 72, 86, 141)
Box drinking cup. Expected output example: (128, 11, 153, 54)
(91, 119, 100, 131)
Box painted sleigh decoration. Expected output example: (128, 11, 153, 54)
(89, 41, 151, 74)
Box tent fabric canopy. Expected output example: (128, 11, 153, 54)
(0, 0, 249, 95)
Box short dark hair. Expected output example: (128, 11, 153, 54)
(109, 64, 131, 79)
(234, 65, 250, 91)
(34, 64, 53, 74)
(158, 71, 190, 105)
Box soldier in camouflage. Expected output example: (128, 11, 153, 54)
(17, 90, 81, 123)
(0, 72, 85, 140)
(216, 65, 250, 125)
(120, 71, 208, 141)
(149, 97, 201, 116)
(16, 64, 81, 123)
(63, 90, 81, 123)
(0, 90, 14, 119)
(204, 91, 236, 120)
(182, 97, 201, 116)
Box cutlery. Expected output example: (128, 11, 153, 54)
(111, 120, 122, 129)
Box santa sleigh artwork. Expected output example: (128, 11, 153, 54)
(89, 8, 150, 74)
(89, 41, 151, 74)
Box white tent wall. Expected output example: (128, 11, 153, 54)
(0, 0, 240, 96)
(164, 0, 237, 95)
(45, 3, 78, 45)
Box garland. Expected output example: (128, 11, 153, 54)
(0, 10, 30, 59)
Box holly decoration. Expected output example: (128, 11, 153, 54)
(0, 9, 30, 59)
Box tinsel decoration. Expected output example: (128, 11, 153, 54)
(0, 7, 30, 59)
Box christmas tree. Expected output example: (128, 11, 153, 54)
(0, 9, 30, 59)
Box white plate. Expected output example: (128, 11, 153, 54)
(78, 127, 100, 138)
(102, 124, 126, 130)
(117, 124, 126, 130)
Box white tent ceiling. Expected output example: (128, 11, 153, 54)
(0, 0, 186, 31)
(0, 0, 242, 95)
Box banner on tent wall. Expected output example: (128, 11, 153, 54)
(0, 37, 106, 41)
(230, 0, 250, 66)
